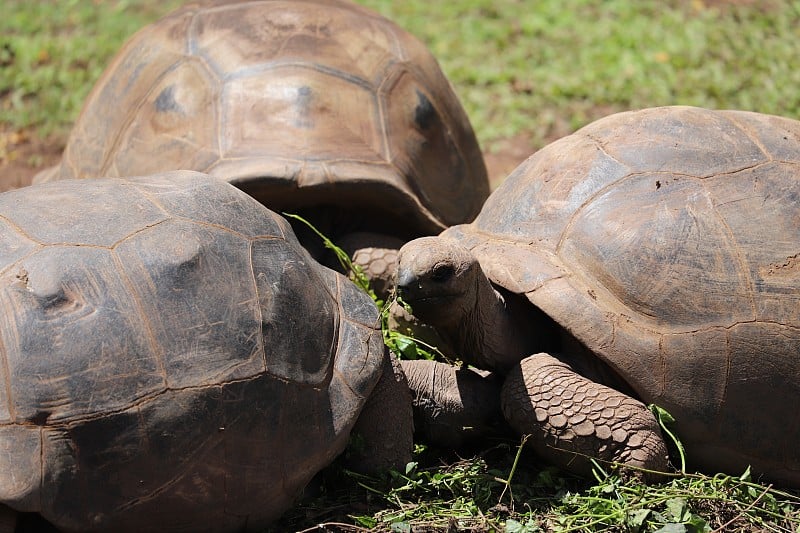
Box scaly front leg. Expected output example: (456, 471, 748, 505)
(502, 353, 669, 480)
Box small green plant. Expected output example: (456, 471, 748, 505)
(650, 403, 687, 474)
(285, 212, 448, 363)
(347, 444, 512, 531)
(283, 212, 379, 300)
(274, 435, 800, 532)
(379, 295, 449, 361)
(279, 215, 447, 363)
(543, 465, 800, 532)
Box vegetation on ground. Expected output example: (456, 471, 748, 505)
(267, 443, 800, 532)
(362, 0, 800, 150)
(2, 1, 800, 151)
(1, 0, 183, 138)
(2, 1, 800, 531)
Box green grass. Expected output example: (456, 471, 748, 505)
(0, 0, 183, 138)
(359, 0, 800, 150)
(3, 0, 800, 150)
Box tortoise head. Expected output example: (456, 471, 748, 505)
(394, 236, 482, 328)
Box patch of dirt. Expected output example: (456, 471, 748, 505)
(0, 126, 63, 192)
(484, 134, 536, 190)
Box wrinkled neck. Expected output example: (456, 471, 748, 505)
(440, 272, 535, 373)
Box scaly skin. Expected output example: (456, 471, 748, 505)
(338, 232, 405, 300)
(350, 246, 399, 299)
(502, 353, 669, 479)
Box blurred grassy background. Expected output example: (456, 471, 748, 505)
(1, 0, 800, 172)
(2, 3, 800, 530)
(366, 0, 800, 150)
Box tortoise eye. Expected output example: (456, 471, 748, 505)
(430, 263, 455, 282)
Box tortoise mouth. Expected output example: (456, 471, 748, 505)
(396, 288, 471, 325)
(395, 266, 472, 311)
(400, 293, 448, 307)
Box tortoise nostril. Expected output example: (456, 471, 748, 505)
(396, 268, 418, 290)
(431, 263, 455, 282)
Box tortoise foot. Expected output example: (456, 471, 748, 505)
(501, 353, 669, 480)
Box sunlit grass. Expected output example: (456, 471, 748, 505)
(3, 1, 800, 150)
(0, 0, 183, 137)
(360, 0, 800, 150)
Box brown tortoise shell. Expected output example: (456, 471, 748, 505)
(41, 0, 489, 239)
(445, 106, 800, 486)
(0, 171, 385, 531)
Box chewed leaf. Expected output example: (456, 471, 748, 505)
(391, 333, 419, 359)
(654, 524, 687, 533)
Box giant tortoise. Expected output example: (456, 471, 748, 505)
(0, 171, 411, 532)
(35, 0, 489, 296)
(393, 106, 800, 487)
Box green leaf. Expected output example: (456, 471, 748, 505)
(649, 403, 675, 424)
(505, 518, 540, 533)
(627, 508, 651, 530)
(654, 524, 687, 533)
(505, 519, 524, 532)
(685, 515, 710, 533)
(392, 333, 419, 359)
(352, 515, 377, 528)
(649, 403, 686, 472)
(740, 465, 752, 482)
(665, 497, 689, 521)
